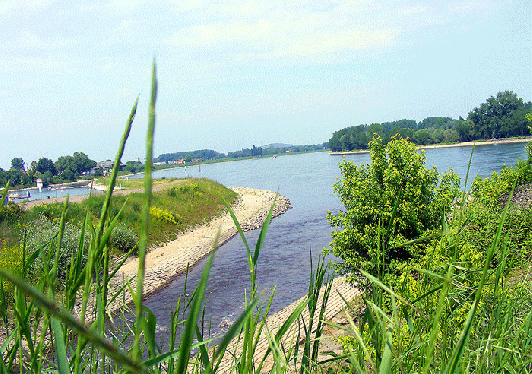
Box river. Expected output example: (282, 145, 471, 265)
(128, 142, 527, 344)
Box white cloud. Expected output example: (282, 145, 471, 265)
(164, 1, 399, 63)
(163, 0, 497, 64)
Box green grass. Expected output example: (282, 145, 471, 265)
(13, 178, 237, 253)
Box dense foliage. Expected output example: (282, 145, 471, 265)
(155, 148, 226, 163)
(329, 91, 531, 152)
(155, 143, 326, 163)
(327, 135, 460, 283)
(329, 140, 532, 372)
(0, 152, 98, 188)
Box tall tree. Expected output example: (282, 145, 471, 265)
(72, 152, 96, 175)
(10, 158, 25, 171)
(55, 155, 77, 181)
(467, 91, 525, 139)
(35, 157, 56, 175)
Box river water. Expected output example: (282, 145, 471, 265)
(131, 142, 527, 342)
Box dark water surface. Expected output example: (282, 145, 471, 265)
(139, 142, 527, 342)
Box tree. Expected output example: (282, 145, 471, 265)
(10, 158, 25, 171)
(455, 119, 475, 142)
(35, 158, 56, 175)
(413, 129, 432, 145)
(327, 135, 460, 285)
(72, 152, 96, 175)
(467, 91, 525, 139)
(55, 155, 77, 180)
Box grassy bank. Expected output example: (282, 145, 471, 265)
(7, 177, 236, 248)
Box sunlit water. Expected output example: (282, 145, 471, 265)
(131, 142, 527, 344)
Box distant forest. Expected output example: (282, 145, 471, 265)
(329, 91, 532, 152)
(155, 144, 326, 163)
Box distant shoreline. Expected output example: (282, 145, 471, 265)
(328, 136, 532, 155)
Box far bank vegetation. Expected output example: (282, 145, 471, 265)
(329, 91, 531, 152)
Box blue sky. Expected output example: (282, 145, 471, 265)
(1, 0, 531, 169)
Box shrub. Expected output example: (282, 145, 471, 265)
(327, 135, 460, 283)
(109, 222, 138, 253)
(149, 206, 179, 225)
(0, 204, 23, 224)
(167, 182, 200, 198)
(0, 241, 22, 289)
(22, 215, 90, 283)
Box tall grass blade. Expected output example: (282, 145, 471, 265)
(379, 325, 393, 374)
(444, 181, 516, 374)
(210, 297, 259, 372)
(133, 59, 157, 361)
(0, 182, 9, 207)
(257, 296, 310, 369)
(253, 194, 277, 265)
(51, 317, 69, 374)
(95, 98, 138, 243)
(0, 267, 146, 373)
(360, 269, 424, 317)
(175, 252, 214, 374)
(421, 265, 453, 374)
(224, 201, 252, 268)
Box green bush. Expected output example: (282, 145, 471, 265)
(109, 222, 138, 253)
(0, 241, 22, 290)
(22, 215, 89, 283)
(327, 135, 460, 283)
(167, 182, 200, 198)
(0, 204, 23, 224)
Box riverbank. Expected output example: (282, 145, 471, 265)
(419, 136, 532, 149)
(328, 136, 532, 155)
(101, 187, 292, 314)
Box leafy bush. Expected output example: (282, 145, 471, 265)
(0, 204, 23, 224)
(109, 222, 138, 253)
(149, 206, 179, 224)
(22, 215, 89, 283)
(0, 241, 22, 290)
(327, 135, 460, 283)
(167, 182, 200, 197)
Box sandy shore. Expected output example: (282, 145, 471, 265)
(328, 136, 532, 155)
(418, 136, 532, 149)
(104, 187, 292, 312)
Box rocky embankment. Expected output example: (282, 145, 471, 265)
(501, 182, 532, 210)
(232, 187, 292, 231)
(100, 187, 292, 316)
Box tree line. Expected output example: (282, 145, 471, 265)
(329, 91, 532, 152)
(0, 152, 97, 189)
(156, 144, 327, 162)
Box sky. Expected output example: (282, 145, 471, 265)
(1, 0, 531, 170)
